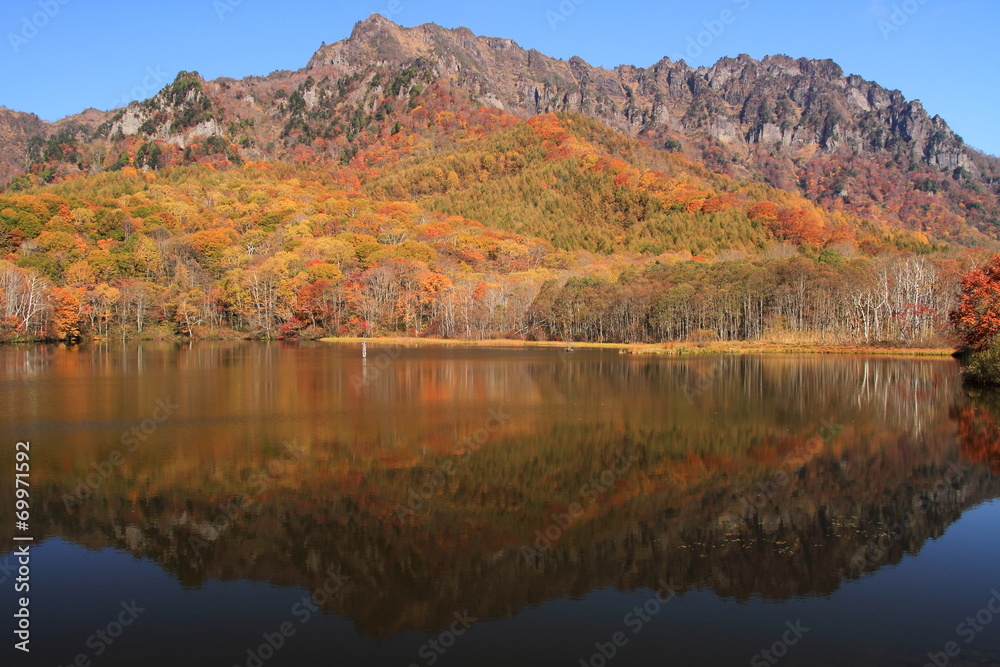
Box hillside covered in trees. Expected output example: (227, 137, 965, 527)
(0, 152, 985, 346)
(1, 16, 999, 346)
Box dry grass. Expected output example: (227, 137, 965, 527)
(319, 336, 956, 358)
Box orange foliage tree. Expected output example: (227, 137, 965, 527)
(47, 286, 83, 340)
(767, 207, 826, 245)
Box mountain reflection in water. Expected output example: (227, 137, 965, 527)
(1, 343, 997, 666)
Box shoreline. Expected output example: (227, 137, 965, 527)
(0, 336, 956, 358)
(319, 337, 957, 358)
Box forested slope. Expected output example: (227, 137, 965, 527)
(0, 156, 984, 345)
(2, 17, 998, 345)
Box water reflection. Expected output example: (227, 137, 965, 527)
(0, 343, 996, 642)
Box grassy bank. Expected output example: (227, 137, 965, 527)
(320, 337, 956, 358)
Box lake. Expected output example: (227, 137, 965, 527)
(1, 343, 998, 667)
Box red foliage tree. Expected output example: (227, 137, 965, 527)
(747, 201, 778, 221)
(949, 255, 1000, 351)
(953, 404, 1000, 476)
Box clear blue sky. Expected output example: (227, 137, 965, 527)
(1, 0, 997, 156)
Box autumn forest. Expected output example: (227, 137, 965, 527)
(3, 21, 1000, 352)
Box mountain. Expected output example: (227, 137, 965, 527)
(3, 14, 999, 247)
(2, 16, 1000, 346)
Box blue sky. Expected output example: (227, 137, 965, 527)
(1, 0, 997, 155)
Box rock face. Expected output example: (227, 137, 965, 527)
(306, 16, 979, 174)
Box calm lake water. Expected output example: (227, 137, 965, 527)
(1, 343, 999, 667)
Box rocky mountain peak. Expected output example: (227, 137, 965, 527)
(308, 13, 424, 71)
(301, 18, 975, 172)
(350, 12, 397, 37)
